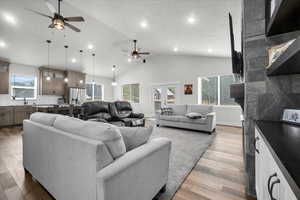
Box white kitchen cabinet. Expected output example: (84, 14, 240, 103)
(255, 127, 298, 200)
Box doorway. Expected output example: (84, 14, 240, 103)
(152, 84, 179, 114)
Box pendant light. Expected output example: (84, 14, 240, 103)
(46, 40, 51, 81)
(79, 50, 84, 84)
(64, 45, 69, 83)
(112, 65, 117, 86)
(92, 53, 95, 85)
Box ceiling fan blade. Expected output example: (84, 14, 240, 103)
(139, 52, 150, 55)
(48, 23, 55, 28)
(45, 0, 56, 14)
(65, 22, 81, 32)
(25, 8, 53, 19)
(64, 16, 85, 22)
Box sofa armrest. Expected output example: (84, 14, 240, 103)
(23, 120, 114, 200)
(130, 112, 144, 119)
(97, 138, 171, 200)
(205, 112, 216, 132)
(206, 112, 216, 117)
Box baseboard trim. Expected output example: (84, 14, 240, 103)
(217, 121, 242, 127)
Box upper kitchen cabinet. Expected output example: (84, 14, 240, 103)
(66, 70, 85, 88)
(39, 67, 65, 96)
(0, 61, 9, 94)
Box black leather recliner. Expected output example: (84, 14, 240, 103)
(110, 101, 145, 127)
(81, 101, 113, 122)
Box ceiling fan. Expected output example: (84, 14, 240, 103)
(127, 40, 150, 63)
(27, 0, 85, 32)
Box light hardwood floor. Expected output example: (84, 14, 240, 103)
(173, 125, 247, 200)
(0, 125, 246, 200)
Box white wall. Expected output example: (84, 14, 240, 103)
(0, 63, 114, 106)
(85, 75, 114, 101)
(114, 55, 242, 127)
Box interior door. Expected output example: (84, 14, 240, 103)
(153, 84, 179, 113)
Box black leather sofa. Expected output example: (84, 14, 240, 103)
(81, 101, 112, 121)
(110, 101, 145, 127)
(81, 101, 145, 127)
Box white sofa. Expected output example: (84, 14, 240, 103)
(156, 104, 216, 133)
(23, 113, 171, 200)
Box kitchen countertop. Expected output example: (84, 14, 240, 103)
(0, 104, 82, 108)
(256, 120, 300, 198)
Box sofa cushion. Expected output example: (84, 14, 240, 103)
(187, 104, 213, 115)
(159, 115, 179, 121)
(185, 112, 203, 119)
(118, 125, 153, 151)
(82, 101, 111, 115)
(88, 112, 112, 121)
(169, 105, 187, 115)
(53, 116, 126, 159)
(178, 116, 207, 124)
(159, 114, 207, 124)
(30, 112, 60, 126)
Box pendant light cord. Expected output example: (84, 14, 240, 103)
(64, 45, 68, 71)
(46, 40, 51, 79)
(92, 53, 95, 84)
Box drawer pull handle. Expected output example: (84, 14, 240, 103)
(254, 136, 260, 154)
(269, 178, 280, 200)
(267, 173, 277, 199)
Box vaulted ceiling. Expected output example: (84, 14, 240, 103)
(0, 0, 241, 77)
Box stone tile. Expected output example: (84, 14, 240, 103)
(246, 68, 266, 82)
(246, 56, 268, 70)
(245, 19, 265, 38)
(244, 0, 265, 21)
(292, 75, 300, 93)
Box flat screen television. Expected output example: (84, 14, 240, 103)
(229, 13, 243, 78)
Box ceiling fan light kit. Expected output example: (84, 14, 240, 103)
(127, 40, 150, 63)
(27, 0, 85, 32)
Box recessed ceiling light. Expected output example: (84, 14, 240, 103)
(173, 47, 178, 52)
(0, 41, 6, 48)
(207, 48, 213, 53)
(140, 20, 148, 28)
(2, 12, 17, 25)
(187, 16, 196, 25)
(127, 58, 132, 62)
(71, 58, 77, 63)
(87, 44, 94, 50)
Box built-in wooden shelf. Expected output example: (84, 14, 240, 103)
(267, 36, 300, 76)
(266, 0, 300, 36)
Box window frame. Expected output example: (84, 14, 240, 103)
(85, 82, 104, 101)
(11, 74, 37, 100)
(122, 83, 140, 103)
(198, 74, 238, 107)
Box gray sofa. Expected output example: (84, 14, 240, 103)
(23, 113, 171, 200)
(156, 104, 216, 133)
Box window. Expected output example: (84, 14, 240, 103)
(85, 83, 103, 100)
(200, 77, 218, 105)
(11, 75, 37, 100)
(199, 75, 237, 106)
(122, 84, 140, 103)
(220, 75, 236, 105)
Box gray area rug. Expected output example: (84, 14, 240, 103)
(150, 125, 215, 200)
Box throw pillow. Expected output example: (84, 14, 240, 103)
(118, 125, 154, 151)
(161, 107, 173, 115)
(185, 112, 203, 119)
(30, 112, 60, 126)
(53, 115, 126, 159)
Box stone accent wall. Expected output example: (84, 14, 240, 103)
(243, 0, 300, 197)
